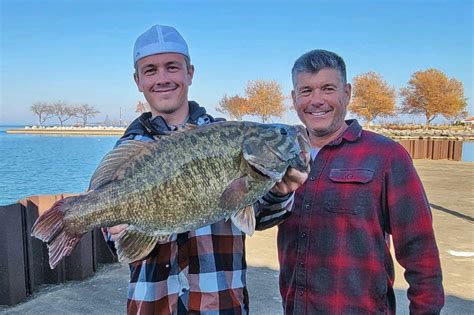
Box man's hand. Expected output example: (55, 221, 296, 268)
(271, 167, 308, 196)
(107, 224, 129, 242)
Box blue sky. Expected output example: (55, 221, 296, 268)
(1, 0, 472, 125)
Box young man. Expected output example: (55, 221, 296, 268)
(273, 49, 444, 314)
(106, 24, 307, 314)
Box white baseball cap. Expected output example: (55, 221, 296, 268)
(133, 24, 190, 66)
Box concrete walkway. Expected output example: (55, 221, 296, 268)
(1, 160, 472, 314)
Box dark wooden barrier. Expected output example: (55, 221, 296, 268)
(396, 138, 463, 161)
(0, 204, 27, 305)
(0, 195, 117, 306)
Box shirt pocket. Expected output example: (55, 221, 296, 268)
(323, 169, 375, 215)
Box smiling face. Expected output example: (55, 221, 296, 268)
(134, 53, 194, 125)
(292, 68, 351, 147)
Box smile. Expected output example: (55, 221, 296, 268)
(307, 110, 331, 117)
(153, 87, 177, 93)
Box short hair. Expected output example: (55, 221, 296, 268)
(292, 49, 347, 86)
(134, 54, 192, 76)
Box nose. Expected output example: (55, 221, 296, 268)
(310, 89, 324, 105)
(153, 70, 171, 86)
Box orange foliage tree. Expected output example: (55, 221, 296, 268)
(349, 71, 396, 126)
(245, 80, 286, 122)
(216, 94, 249, 120)
(400, 69, 467, 128)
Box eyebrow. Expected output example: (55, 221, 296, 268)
(322, 83, 338, 88)
(141, 60, 181, 68)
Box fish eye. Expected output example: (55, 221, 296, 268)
(279, 128, 288, 135)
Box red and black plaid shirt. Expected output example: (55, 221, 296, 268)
(277, 120, 444, 314)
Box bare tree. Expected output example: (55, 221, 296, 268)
(51, 101, 77, 126)
(30, 102, 54, 126)
(136, 100, 150, 113)
(75, 104, 100, 127)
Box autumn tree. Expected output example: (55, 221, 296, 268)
(400, 69, 467, 128)
(51, 101, 77, 126)
(349, 71, 396, 126)
(216, 94, 249, 120)
(30, 102, 53, 126)
(245, 80, 286, 122)
(75, 104, 100, 127)
(136, 101, 150, 113)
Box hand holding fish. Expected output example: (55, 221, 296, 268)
(270, 167, 309, 196)
(107, 224, 129, 242)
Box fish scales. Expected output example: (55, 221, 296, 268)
(31, 121, 310, 268)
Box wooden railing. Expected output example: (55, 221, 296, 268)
(0, 195, 117, 306)
(396, 138, 464, 161)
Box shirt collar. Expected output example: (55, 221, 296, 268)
(145, 101, 208, 133)
(327, 119, 362, 146)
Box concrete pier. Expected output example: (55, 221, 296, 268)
(1, 160, 472, 314)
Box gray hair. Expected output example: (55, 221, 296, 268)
(292, 49, 347, 86)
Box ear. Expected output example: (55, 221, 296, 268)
(134, 72, 143, 92)
(291, 90, 296, 106)
(343, 83, 351, 104)
(187, 65, 195, 86)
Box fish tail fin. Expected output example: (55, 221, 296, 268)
(31, 199, 83, 269)
(47, 229, 82, 269)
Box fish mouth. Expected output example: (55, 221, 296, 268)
(285, 126, 311, 173)
(247, 160, 282, 181)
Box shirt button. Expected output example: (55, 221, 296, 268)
(301, 232, 307, 238)
(298, 290, 304, 296)
(347, 174, 353, 179)
(305, 204, 311, 210)
(299, 262, 304, 267)
(309, 176, 316, 181)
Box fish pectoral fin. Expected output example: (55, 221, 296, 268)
(115, 227, 166, 263)
(231, 206, 256, 236)
(219, 176, 249, 210)
(219, 176, 256, 235)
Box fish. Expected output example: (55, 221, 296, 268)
(31, 121, 310, 269)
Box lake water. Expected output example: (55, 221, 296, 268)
(0, 125, 473, 206)
(0, 126, 118, 205)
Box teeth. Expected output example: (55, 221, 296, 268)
(308, 111, 327, 116)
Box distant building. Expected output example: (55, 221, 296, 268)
(463, 116, 474, 127)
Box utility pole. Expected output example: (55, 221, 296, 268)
(119, 107, 122, 126)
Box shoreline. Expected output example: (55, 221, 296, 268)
(5, 127, 126, 136)
(5, 126, 474, 140)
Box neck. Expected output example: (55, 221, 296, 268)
(309, 123, 348, 149)
(151, 101, 190, 126)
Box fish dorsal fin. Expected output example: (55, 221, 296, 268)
(231, 206, 256, 236)
(115, 225, 170, 263)
(89, 140, 155, 190)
